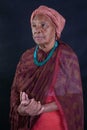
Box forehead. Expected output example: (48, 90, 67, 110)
(32, 14, 53, 24)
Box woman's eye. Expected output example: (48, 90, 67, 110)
(42, 23, 46, 28)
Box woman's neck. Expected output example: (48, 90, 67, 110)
(39, 40, 55, 53)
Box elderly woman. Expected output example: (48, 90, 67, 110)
(10, 5, 84, 130)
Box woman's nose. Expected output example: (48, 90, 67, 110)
(35, 26, 42, 34)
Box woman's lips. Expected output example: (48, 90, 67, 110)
(34, 36, 44, 41)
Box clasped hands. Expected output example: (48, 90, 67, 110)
(17, 92, 44, 116)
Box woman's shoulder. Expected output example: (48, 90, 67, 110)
(59, 41, 77, 58)
(20, 47, 35, 60)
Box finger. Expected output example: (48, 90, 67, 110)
(20, 91, 23, 102)
(25, 93, 29, 101)
(29, 99, 38, 107)
(30, 100, 41, 112)
(37, 101, 42, 111)
(37, 106, 44, 115)
(24, 99, 36, 109)
(38, 101, 40, 103)
(29, 98, 34, 104)
(21, 92, 26, 101)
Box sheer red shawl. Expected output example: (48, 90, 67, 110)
(10, 42, 84, 130)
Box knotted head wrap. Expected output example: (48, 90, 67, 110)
(30, 5, 66, 39)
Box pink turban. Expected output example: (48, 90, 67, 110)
(30, 5, 66, 39)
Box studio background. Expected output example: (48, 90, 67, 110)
(0, 0, 87, 130)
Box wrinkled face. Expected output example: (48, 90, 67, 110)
(31, 14, 56, 46)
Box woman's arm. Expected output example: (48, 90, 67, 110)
(17, 93, 58, 116)
(42, 102, 58, 113)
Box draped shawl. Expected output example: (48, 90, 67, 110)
(10, 41, 84, 130)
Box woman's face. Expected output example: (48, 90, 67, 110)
(31, 14, 56, 47)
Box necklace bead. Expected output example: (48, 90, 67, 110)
(34, 41, 59, 66)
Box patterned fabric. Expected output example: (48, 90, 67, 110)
(52, 43, 84, 130)
(30, 5, 65, 39)
(10, 41, 84, 130)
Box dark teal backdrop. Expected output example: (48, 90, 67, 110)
(0, 0, 87, 129)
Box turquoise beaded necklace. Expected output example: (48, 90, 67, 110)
(33, 41, 59, 66)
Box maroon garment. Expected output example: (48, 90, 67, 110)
(10, 41, 84, 130)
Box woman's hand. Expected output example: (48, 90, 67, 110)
(23, 98, 44, 116)
(17, 92, 30, 116)
(17, 92, 44, 116)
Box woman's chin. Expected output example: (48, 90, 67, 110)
(35, 41, 45, 46)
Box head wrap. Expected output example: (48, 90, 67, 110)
(30, 5, 66, 39)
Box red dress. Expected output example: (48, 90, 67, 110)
(32, 89, 64, 130)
